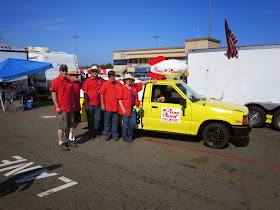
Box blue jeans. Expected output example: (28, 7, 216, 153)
(86, 105, 101, 136)
(122, 108, 136, 141)
(104, 111, 119, 137)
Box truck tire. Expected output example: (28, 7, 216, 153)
(202, 123, 230, 149)
(272, 110, 280, 131)
(248, 106, 266, 128)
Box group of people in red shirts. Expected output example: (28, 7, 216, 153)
(51, 64, 155, 151)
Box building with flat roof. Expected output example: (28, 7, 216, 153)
(113, 38, 220, 73)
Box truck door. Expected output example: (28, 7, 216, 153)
(144, 84, 191, 134)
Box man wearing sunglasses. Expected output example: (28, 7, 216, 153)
(82, 65, 105, 140)
(51, 64, 75, 151)
(99, 70, 122, 141)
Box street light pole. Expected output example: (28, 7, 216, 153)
(72, 36, 79, 56)
(153, 36, 160, 48)
(208, 0, 212, 38)
(72, 36, 79, 69)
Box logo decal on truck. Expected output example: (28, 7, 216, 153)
(161, 107, 181, 123)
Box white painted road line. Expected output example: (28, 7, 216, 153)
(37, 176, 78, 198)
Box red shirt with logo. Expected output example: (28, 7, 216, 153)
(99, 80, 122, 112)
(117, 82, 142, 116)
(69, 79, 83, 112)
(82, 77, 105, 105)
(51, 75, 73, 112)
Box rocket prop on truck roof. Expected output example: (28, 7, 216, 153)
(147, 56, 189, 79)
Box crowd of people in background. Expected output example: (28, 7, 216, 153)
(51, 64, 156, 151)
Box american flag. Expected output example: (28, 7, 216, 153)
(225, 19, 238, 59)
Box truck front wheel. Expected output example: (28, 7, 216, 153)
(202, 123, 230, 149)
(248, 106, 266, 128)
(272, 110, 280, 131)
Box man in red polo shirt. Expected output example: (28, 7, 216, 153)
(68, 69, 83, 143)
(99, 70, 122, 141)
(82, 65, 105, 140)
(51, 64, 75, 151)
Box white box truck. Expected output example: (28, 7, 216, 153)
(28, 47, 78, 89)
(187, 44, 280, 130)
(0, 45, 29, 88)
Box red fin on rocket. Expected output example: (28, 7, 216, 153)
(148, 56, 166, 65)
(147, 72, 165, 79)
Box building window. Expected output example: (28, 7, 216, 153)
(114, 60, 127, 65)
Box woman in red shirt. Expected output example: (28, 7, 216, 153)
(118, 74, 156, 142)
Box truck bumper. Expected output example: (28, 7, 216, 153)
(232, 125, 252, 138)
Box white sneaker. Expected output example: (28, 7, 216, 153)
(69, 133, 75, 141)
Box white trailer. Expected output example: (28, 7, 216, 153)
(187, 44, 280, 130)
(0, 45, 29, 88)
(29, 47, 78, 89)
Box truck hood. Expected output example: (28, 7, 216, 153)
(196, 99, 248, 113)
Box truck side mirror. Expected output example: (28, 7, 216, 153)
(180, 99, 186, 106)
(180, 99, 186, 116)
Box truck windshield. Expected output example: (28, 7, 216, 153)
(176, 83, 203, 102)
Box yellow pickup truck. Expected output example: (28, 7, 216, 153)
(136, 80, 251, 148)
(81, 79, 252, 149)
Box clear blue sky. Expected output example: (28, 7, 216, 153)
(1, 0, 279, 66)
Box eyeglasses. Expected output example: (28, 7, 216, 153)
(61, 69, 68, 72)
(91, 71, 99, 73)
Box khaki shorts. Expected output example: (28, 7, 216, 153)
(56, 111, 74, 130)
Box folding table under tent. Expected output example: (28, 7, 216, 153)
(0, 58, 53, 111)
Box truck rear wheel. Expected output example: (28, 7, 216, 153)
(248, 106, 266, 128)
(272, 110, 280, 131)
(202, 123, 230, 149)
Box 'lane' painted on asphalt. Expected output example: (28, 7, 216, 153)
(0, 155, 78, 197)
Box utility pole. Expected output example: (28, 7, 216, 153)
(153, 36, 160, 48)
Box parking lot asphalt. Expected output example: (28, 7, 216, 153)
(0, 101, 279, 209)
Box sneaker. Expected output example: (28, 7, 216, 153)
(69, 133, 75, 141)
(104, 136, 110, 141)
(113, 136, 119, 141)
(59, 143, 69, 151)
(66, 141, 77, 147)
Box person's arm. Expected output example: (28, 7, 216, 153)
(118, 100, 126, 115)
(84, 91, 89, 110)
(100, 94, 105, 111)
(51, 91, 61, 113)
(72, 92, 75, 110)
(142, 79, 157, 86)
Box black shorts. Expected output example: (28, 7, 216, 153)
(73, 111, 81, 123)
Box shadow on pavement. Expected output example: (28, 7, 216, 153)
(134, 130, 200, 143)
(0, 164, 62, 197)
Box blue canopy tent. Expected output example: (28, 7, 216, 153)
(0, 58, 53, 111)
(0, 58, 53, 82)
